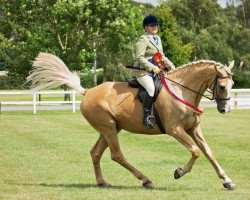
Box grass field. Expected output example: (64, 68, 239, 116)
(0, 108, 249, 199)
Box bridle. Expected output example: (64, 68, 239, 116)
(209, 74, 232, 101)
(163, 66, 233, 102)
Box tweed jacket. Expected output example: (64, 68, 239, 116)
(135, 33, 174, 76)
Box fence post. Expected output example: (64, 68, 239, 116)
(72, 91, 76, 113)
(33, 92, 37, 114)
(234, 91, 238, 109)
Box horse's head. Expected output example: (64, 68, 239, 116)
(209, 61, 234, 114)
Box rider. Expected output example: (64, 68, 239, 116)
(136, 14, 175, 128)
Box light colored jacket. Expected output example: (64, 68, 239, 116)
(135, 33, 174, 75)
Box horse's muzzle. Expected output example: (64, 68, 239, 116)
(217, 105, 231, 114)
(216, 99, 231, 114)
(219, 108, 226, 114)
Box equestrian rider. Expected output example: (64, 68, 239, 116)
(136, 14, 175, 128)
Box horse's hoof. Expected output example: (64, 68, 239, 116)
(98, 182, 112, 188)
(142, 180, 154, 189)
(174, 167, 183, 179)
(223, 182, 235, 190)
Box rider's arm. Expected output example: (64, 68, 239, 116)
(136, 35, 157, 72)
(158, 37, 175, 70)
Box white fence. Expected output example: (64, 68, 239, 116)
(0, 89, 250, 114)
(200, 89, 250, 109)
(0, 90, 81, 114)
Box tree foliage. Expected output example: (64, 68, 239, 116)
(0, 0, 92, 80)
(153, 5, 192, 66)
(0, 0, 250, 88)
(160, 0, 250, 87)
(0, 0, 143, 86)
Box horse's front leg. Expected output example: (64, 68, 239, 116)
(168, 126, 201, 179)
(190, 125, 235, 190)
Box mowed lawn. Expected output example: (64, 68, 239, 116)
(0, 108, 249, 200)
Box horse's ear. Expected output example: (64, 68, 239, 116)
(228, 60, 235, 71)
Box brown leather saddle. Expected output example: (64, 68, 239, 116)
(128, 74, 166, 134)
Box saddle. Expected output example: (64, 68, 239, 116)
(128, 74, 166, 134)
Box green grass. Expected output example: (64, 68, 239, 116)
(0, 109, 250, 199)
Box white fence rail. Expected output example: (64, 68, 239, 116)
(0, 89, 250, 114)
(200, 89, 250, 109)
(0, 90, 81, 114)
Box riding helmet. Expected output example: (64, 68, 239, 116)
(143, 14, 159, 28)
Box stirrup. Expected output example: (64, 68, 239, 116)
(144, 115, 154, 128)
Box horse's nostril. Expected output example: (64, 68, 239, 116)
(220, 109, 226, 113)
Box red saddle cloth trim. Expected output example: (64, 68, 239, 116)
(161, 74, 204, 113)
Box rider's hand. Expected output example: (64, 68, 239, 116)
(152, 66, 160, 74)
(164, 60, 175, 71)
(169, 63, 176, 70)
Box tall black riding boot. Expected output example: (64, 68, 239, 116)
(143, 92, 154, 129)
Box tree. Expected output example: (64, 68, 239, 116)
(235, 0, 250, 25)
(0, 0, 144, 87)
(87, 0, 143, 81)
(153, 4, 192, 66)
(224, 1, 250, 88)
(0, 0, 92, 80)
(164, 0, 234, 63)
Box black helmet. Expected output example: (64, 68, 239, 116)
(143, 14, 159, 28)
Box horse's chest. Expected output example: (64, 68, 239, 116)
(182, 113, 201, 129)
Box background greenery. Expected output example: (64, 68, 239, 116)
(0, 0, 250, 89)
(0, 108, 249, 199)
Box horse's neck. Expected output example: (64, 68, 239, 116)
(169, 64, 215, 106)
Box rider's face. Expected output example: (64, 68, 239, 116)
(145, 25, 158, 35)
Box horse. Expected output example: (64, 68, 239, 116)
(27, 53, 235, 190)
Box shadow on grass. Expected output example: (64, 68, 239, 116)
(8, 182, 169, 191)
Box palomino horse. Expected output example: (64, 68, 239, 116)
(27, 53, 235, 190)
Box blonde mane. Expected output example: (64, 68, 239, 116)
(168, 60, 225, 74)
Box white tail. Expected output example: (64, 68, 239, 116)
(26, 53, 85, 94)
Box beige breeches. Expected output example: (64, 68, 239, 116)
(137, 75, 155, 97)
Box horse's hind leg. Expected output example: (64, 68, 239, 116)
(190, 125, 235, 190)
(103, 130, 154, 188)
(90, 134, 110, 187)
